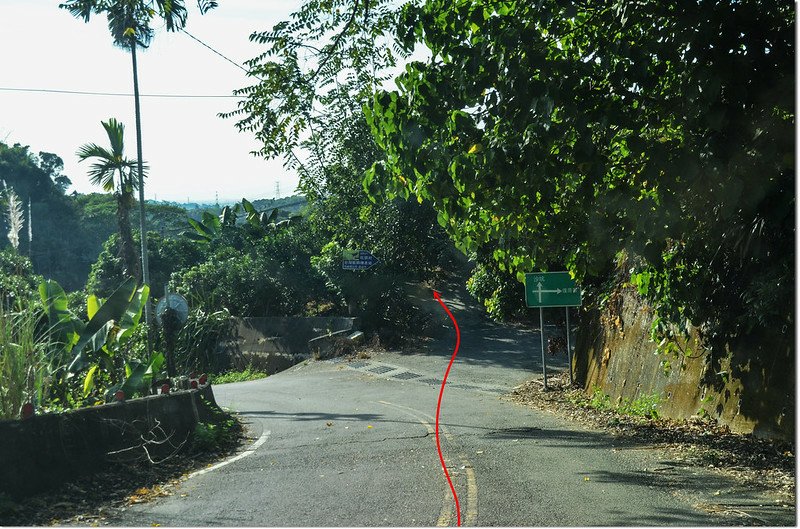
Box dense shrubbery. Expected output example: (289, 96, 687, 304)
(466, 260, 526, 322)
(0, 249, 41, 307)
(171, 308, 233, 374)
(172, 224, 330, 317)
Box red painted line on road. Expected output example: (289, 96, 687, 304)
(433, 290, 462, 527)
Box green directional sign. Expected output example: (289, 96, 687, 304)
(525, 272, 582, 308)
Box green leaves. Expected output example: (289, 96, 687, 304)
(59, 1, 216, 48)
(67, 276, 139, 373)
(39, 279, 83, 349)
(38, 276, 153, 401)
(117, 351, 165, 398)
(223, 0, 406, 166)
(361, 0, 793, 354)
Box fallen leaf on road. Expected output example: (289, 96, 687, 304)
(326, 422, 333, 427)
(476, 450, 484, 454)
(584, 477, 590, 481)
(367, 425, 373, 429)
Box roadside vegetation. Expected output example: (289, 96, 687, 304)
(209, 367, 269, 385)
(0, 0, 791, 453)
(571, 387, 663, 421)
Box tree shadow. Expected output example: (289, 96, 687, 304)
(236, 410, 383, 422)
(403, 276, 572, 374)
(235, 410, 499, 434)
(598, 506, 727, 526)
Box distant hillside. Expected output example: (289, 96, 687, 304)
(177, 195, 307, 222)
(251, 195, 307, 216)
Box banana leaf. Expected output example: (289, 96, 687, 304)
(68, 277, 137, 373)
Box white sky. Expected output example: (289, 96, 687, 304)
(0, 0, 304, 203)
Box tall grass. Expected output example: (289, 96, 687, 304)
(173, 308, 232, 374)
(0, 303, 50, 420)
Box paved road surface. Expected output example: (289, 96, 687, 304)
(108, 282, 792, 526)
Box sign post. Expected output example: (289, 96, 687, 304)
(524, 272, 582, 390)
(566, 307, 572, 385)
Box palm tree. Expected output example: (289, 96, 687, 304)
(59, 0, 218, 327)
(77, 118, 145, 281)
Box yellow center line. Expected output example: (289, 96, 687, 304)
(377, 401, 452, 526)
(377, 400, 478, 526)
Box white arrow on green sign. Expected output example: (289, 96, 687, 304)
(524, 272, 582, 308)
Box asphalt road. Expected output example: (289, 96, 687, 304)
(107, 283, 787, 526)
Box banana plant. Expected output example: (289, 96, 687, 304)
(182, 199, 301, 244)
(39, 280, 85, 354)
(79, 279, 150, 397)
(183, 211, 223, 243)
(41, 277, 163, 401)
(109, 350, 166, 399)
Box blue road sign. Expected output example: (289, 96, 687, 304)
(342, 249, 380, 270)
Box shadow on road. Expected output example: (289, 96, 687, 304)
(601, 507, 727, 527)
(235, 410, 499, 434)
(401, 278, 570, 377)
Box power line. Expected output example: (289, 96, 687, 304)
(1, 32, 256, 100)
(0, 87, 238, 98)
(180, 28, 253, 77)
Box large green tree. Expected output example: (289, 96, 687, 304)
(225, 0, 453, 332)
(60, 0, 219, 326)
(77, 118, 143, 282)
(0, 143, 88, 289)
(364, 0, 794, 356)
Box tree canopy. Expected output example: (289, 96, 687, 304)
(364, 0, 794, 353)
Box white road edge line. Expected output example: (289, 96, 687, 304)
(187, 430, 271, 479)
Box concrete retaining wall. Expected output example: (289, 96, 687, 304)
(221, 316, 358, 372)
(0, 385, 219, 500)
(574, 285, 793, 440)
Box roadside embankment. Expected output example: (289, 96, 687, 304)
(573, 284, 793, 440)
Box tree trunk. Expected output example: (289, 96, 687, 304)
(131, 41, 152, 324)
(116, 192, 140, 281)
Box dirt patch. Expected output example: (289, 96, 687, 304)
(506, 373, 795, 506)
